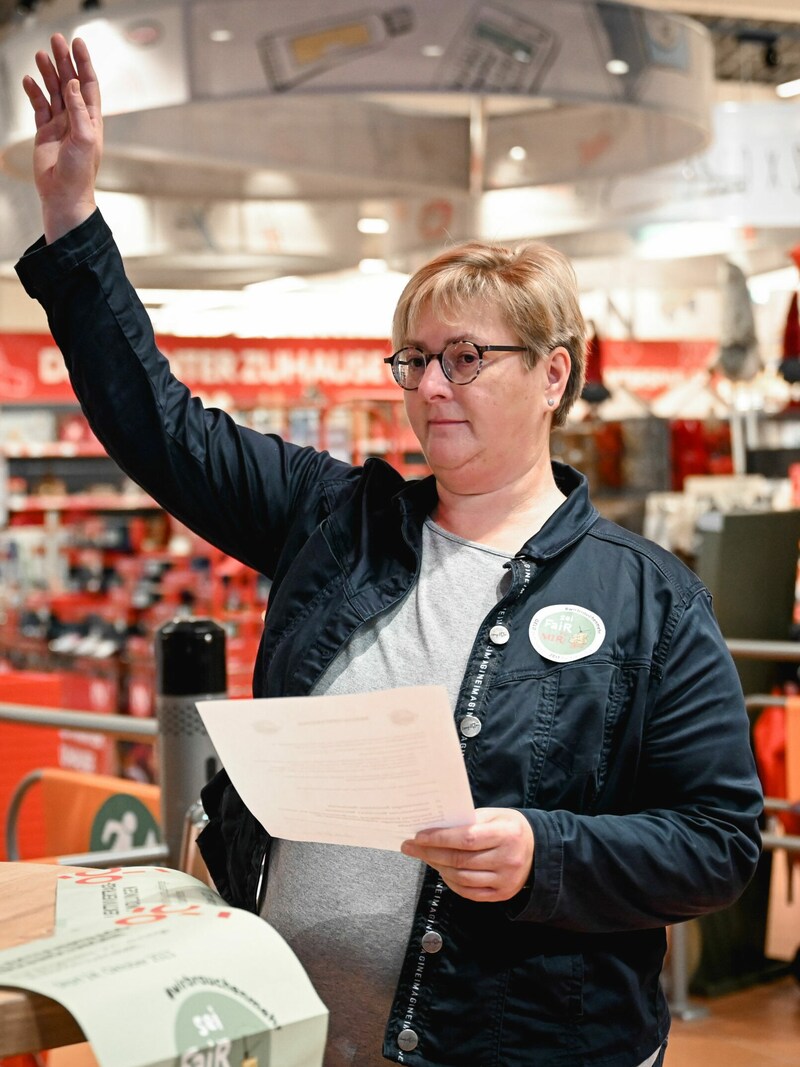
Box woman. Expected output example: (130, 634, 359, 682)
(17, 35, 762, 1067)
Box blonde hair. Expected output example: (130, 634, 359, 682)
(392, 240, 586, 427)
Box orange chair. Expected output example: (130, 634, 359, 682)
(4, 766, 212, 889)
(4, 768, 162, 863)
(1, 771, 214, 1067)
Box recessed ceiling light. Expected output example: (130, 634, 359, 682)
(606, 58, 630, 76)
(245, 275, 308, 293)
(359, 258, 389, 274)
(776, 77, 800, 99)
(509, 145, 527, 162)
(209, 28, 233, 43)
(421, 44, 444, 58)
(357, 217, 390, 234)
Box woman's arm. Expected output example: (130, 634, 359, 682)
(17, 37, 354, 576)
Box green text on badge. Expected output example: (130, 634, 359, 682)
(529, 604, 606, 663)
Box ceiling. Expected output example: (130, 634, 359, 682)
(0, 0, 799, 308)
(699, 14, 800, 84)
(4, 0, 800, 77)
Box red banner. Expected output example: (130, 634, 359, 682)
(0, 334, 397, 406)
(0, 333, 716, 406)
(602, 339, 716, 399)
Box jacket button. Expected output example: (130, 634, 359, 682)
(459, 714, 481, 738)
(398, 1029, 419, 1052)
(489, 624, 510, 645)
(421, 930, 443, 953)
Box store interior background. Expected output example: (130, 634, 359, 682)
(0, 0, 798, 1021)
(2, 0, 800, 519)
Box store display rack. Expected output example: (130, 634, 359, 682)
(0, 409, 267, 793)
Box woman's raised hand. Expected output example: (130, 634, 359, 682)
(22, 33, 102, 243)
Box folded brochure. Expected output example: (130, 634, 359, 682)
(0, 865, 327, 1067)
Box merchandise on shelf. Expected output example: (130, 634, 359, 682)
(0, 397, 419, 794)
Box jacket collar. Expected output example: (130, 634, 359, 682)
(392, 460, 598, 561)
(525, 462, 600, 560)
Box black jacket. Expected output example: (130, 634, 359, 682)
(17, 211, 763, 1066)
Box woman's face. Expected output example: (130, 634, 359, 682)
(402, 300, 561, 496)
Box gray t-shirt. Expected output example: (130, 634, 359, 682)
(262, 519, 511, 1066)
(261, 519, 662, 1067)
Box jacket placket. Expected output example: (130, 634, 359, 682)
(387, 554, 540, 1064)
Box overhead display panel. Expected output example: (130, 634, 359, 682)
(0, 0, 716, 279)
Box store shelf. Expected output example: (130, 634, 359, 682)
(0, 443, 108, 459)
(8, 493, 159, 513)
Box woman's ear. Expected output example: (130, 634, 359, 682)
(546, 345, 571, 399)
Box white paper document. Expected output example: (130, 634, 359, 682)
(197, 685, 475, 850)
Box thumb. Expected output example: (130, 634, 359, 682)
(63, 77, 94, 139)
(65, 78, 84, 108)
(61, 76, 101, 178)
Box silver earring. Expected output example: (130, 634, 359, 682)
(547, 397, 555, 407)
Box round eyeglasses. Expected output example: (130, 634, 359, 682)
(383, 341, 527, 390)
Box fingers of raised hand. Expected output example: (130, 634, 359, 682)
(51, 33, 80, 93)
(26, 36, 92, 118)
(29, 49, 63, 120)
(22, 72, 53, 128)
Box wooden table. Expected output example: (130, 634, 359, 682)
(0, 862, 87, 1057)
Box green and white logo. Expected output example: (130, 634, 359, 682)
(175, 991, 274, 1067)
(529, 604, 605, 662)
(89, 793, 161, 852)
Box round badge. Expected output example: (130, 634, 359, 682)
(528, 604, 605, 663)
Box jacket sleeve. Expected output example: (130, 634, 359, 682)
(14, 210, 352, 578)
(513, 588, 763, 932)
